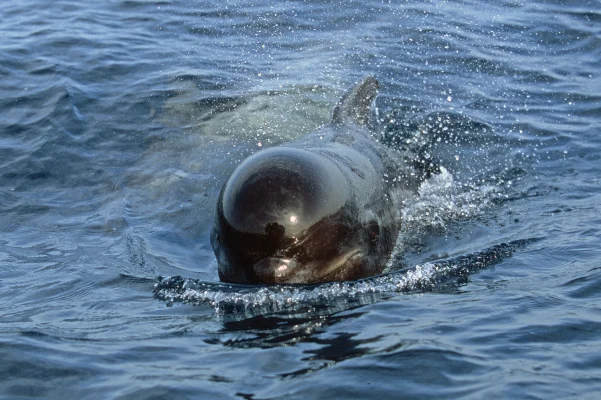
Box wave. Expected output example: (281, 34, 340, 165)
(153, 238, 537, 314)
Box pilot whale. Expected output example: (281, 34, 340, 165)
(211, 76, 425, 284)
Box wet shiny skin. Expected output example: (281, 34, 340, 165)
(212, 142, 394, 284)
(211, 91, 409, 284)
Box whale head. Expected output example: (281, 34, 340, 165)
(211, 147, 385, 284)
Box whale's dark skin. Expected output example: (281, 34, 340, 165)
(211, 77, 423, 284)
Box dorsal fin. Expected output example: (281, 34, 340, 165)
(331, 76, 379, 126)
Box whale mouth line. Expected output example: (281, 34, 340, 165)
(253, 249, 362, 284)
(307, 249, 362, 282)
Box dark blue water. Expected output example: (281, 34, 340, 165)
(2, 1, 600, 398)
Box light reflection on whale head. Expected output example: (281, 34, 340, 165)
(211, 147, 384, 284)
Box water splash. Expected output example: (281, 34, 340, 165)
(401, 166, 503, 233)
(154, 240, 534, 313)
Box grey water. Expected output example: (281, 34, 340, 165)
(1, 0, 600, 398)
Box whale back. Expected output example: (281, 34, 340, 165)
(331, 76, 378, 126)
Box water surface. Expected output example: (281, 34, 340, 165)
(1, 1, 601, 398)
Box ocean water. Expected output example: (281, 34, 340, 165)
(1, 0, 601, 398)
